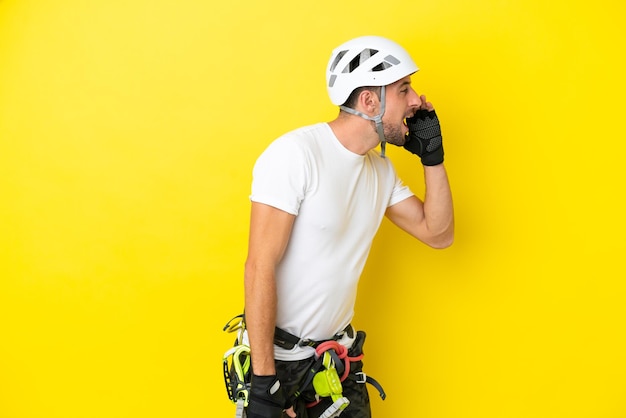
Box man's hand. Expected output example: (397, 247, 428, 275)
(246, 374, 294, 418)
(404, 99, 444, 166)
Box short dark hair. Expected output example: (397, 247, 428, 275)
(341, 86, 382, 109)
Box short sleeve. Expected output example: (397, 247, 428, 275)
(250, 136, 309, 216)
(388, 177, 414, 207)
(384, 157, 414, 207)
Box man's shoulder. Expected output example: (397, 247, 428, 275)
(278, 122, 329, 142)
(264, 123, 329, 154)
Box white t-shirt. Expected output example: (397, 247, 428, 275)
(250, 123, 413, 360)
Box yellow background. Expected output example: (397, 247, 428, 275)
(1, 0, 625, 417)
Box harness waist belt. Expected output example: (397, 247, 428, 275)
(274, 325, 354, 350)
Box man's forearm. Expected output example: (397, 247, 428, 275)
(423, 164, 454, 247)
(244, 203, 296, 375)
(244, 265, 278, 375)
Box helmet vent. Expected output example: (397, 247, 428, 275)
(329, 50, 348, 72)
(328, 74, 337, 87)
(338, 48, 380, 73)
(384, 54, 400, 65)
(371, 55, 400, 72)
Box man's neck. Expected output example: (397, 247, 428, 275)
(327, 112, 380, 156)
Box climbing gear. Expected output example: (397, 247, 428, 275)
(325, 36, 419, 158)
(223, 344, 251, 417)
(247, 374, 291, 418)
(223, 313, 246, 335)
(326, 36, 418, 106)
(312, 351, 350, 417)
(274, 324, 354, 349)
(222, 315, 386, 418)
(404, 109, 444, 166)
(222, 314, 251, 418)
(301, 335, 386, 417)
(342, 85, 389, 158)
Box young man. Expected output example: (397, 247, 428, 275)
(243, 36, 454, 417)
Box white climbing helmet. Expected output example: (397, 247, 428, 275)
(326, 35, 419, 106)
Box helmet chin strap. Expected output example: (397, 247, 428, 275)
(339, 86, 387, 158)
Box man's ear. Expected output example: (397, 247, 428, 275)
(358, 89, 379, 115)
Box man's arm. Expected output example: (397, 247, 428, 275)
(244, 202, 295, 375)
(385, 164, 454, 249)
(387, 95, 454, 248)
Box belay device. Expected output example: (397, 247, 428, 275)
(312, 350, 350, 417)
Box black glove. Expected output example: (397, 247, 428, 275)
(404, 109, 444, 166)
(246, 374, 290, 418)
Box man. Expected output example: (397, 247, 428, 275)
(243, 36, 454, 417)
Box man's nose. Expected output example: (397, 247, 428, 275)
(411, 89, 422, 108)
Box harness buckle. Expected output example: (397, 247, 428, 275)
(355, 371, 367, 384)
(298, 338, 317, 347)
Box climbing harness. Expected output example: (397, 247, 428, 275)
(274, 324, 355, 349)
(274, 326, 386, 401)
(222, 314, 386, 418)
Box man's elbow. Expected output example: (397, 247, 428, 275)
(424, 228, 454, 249)
(429, 236, 454, 249)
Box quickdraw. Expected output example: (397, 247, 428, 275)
(222, 315, 250, 418)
